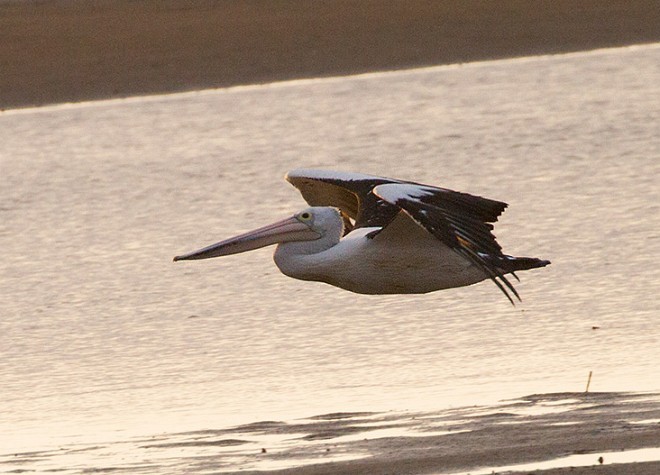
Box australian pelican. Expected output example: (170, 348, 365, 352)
(174, 169, 549, 304)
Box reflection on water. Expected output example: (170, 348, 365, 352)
(1, 44, 659, 470)
(455, 447, 660, 475)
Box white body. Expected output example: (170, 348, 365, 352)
(274, 211, 486, 294)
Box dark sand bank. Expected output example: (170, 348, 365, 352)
(2, 0, 660, 109)
(234, 392, 660, 474)
(4, 392, 659, 473)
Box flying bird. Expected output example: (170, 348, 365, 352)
(174, 169, 549, 304)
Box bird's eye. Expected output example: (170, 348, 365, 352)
(299, 212, 312, 221)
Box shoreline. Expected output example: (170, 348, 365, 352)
(240, 392, 660, 474)
(6, 391, 657, 474)
(2, 0, 660, 109)
(4, 43, 655, 115)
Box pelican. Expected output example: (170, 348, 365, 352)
(174, 169, 549, 304)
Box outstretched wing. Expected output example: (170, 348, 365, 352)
(373, 183, 520, 304)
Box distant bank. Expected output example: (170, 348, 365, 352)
(2, 0, 659, 109)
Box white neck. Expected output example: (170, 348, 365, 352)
(272, 207, 344, 281)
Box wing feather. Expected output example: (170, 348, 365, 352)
(374, 182, 519, 304)
(286, 169, 400, 230)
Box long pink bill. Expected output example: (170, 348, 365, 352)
(173, 216, 320, 261)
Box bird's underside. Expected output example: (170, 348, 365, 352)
(292, 211, 490, 295)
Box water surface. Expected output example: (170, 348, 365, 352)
(1, 44, 659, 470)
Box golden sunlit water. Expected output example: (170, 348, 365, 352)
(1, 44, 659, 473)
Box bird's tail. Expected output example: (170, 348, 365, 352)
(496, 255, 551, 274)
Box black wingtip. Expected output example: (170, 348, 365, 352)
(456, 247, 521, 305)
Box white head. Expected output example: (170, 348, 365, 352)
(276, 207, 344, 256)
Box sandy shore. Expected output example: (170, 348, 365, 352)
(6, 391, 657, 473)
(233, 392, 660, 474)
(2, 0, 660, 109)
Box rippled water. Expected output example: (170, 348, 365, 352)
(1, 44, 659, 470)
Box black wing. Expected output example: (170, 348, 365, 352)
(374, 182, 520, 304)
(287, 169, 519, 304)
